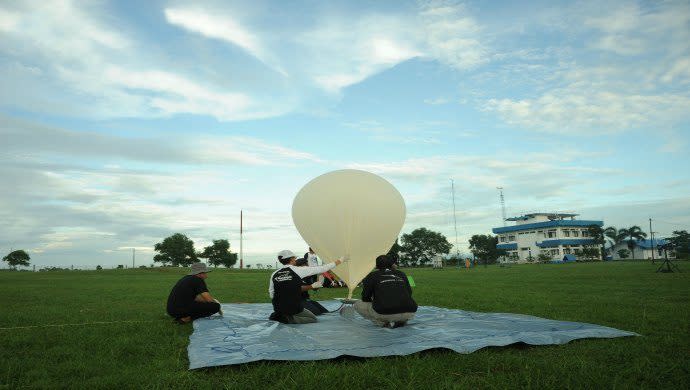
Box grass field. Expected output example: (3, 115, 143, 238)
(1, 262, 688, 389)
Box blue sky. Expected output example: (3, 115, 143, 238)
(1, 0, 689, 268)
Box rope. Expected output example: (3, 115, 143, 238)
(0, 319, 158, 330)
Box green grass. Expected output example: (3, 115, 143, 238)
(1, 262, 688, 389)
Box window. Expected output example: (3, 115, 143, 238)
(520, 247, 530, 251)
(564, 230, 570, 237)
(508, 235, 516, 241)
(564, 248, 572, 254)
(573, 231, 579, 237)
(499, 236, 506, 242)
(551, 249, 560, 255)
(547, 230, 556, 238)
(582, 231, 589, 237)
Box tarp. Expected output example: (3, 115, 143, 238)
(187, 301, 636, 369)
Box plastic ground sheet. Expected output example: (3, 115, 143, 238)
(188, 300, 636, 369)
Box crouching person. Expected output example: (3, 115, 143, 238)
(295, 258, 329, 315)
(269, 250, 346, 324)
(355, 255, 417, 328)
(166, 262, 221, 324)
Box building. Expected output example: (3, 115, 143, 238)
(492, 213, 603, 263)
(610, 238, 673, 260)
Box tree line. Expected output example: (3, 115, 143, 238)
(153, 233, 237, 267)
(4, 227, 687, 271)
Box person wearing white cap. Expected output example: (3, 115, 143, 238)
(166, 262, 221, 324)
(268, 249, 347, 324)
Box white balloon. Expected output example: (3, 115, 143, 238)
(292, 169, 406, 298)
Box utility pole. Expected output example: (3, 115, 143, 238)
(451, 179, 459, 265)
(649, 218, 655, 264)
(132, 248, 136, 268)
(240, 210, 244, 269)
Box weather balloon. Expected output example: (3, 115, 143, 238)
(292, 169, 406, 298)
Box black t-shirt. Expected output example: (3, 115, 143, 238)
(361, 269, 417, 314)
(271, 267, 304, 315)
(166, 275, 208, 313)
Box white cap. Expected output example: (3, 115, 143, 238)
(277, 249, 296, 260)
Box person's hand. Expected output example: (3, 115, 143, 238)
(336, 255, 349, 265)
(311, 281, 323, 289)
(214, 299, 223, 316)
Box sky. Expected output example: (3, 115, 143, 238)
(1, 0, 689, 269)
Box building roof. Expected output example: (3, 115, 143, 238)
(623, 238, 668, 249)
(536, 239, 596, 248)
(505, 213, 578, 221)
(497, 243, 518, 250)
(492, 220, 603, 234)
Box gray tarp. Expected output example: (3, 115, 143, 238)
(188, 300, 636, 369)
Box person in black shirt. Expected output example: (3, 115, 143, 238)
(354, 254, 417, 328)
(295, 258, 329, 315)
(166, 262, 221, 324)
(268, 249, 346, 324)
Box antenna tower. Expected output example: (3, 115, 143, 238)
(451, 179, 459, 255)
(497, 187, 507, 226)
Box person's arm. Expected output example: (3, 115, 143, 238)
(268, 273, 275, 298)
(195, 291, 215, 303)
(301, 281, 322, 292)
(361, 273, 374, 302)
(402, 271, 413, 295)
(193, 278, 214, 302)
(293, 258, 345, 279)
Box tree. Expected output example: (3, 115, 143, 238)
(604, 226, 622, 256)
(580, 247, 600, 261)
(667, 230, 690, 259)
(617, 226, 647, 260)
(2, 250, 30, 269)
(617, 248, 630, 259)
(468, 234, 507, 265)
(587, 225, 606, 260)
(387, 238, 402, 264)
(153, 233, 198, 266)
(400, 228, 452, 266)
(537, 253, 553, 263)
(198, 239, 237, 268)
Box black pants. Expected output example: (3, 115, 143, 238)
(168, 301, 220, 320)
(303, 299, 328, 315)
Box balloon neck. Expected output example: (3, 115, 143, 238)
(347, 289, 353, 300)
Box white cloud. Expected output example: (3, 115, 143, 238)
(419, 1, 488, 69)
(484, 85, 690, 134)
(0, 7, 20, 31)
(585, 2, 690, 56)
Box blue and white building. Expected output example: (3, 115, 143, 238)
(610, 238, 673, 260)
(492, 213, 603, 263)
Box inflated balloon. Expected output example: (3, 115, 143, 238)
(292, 169, 406, 299)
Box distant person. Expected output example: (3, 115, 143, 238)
(295, 258, 329, 315)
(269, 250, 347, 324)
(355, 254, 417, 328)
(304, 247, 320, 267)
(303, 247, 320, 283)
(166, 262, 221, 324)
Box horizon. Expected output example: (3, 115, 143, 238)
(1, 0, 689, 268)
